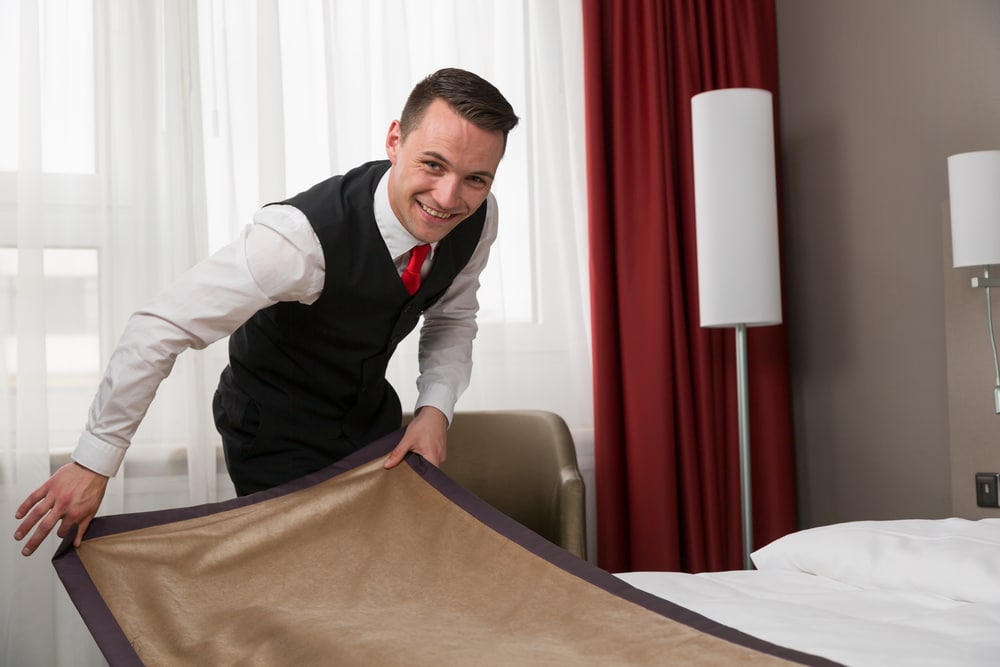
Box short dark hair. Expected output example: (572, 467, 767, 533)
(400, 68, 519, 153)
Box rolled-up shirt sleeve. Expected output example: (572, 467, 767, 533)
(413, 194, 498, 423)
(72, 205, 325, 477)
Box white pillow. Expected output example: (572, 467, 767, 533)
(750, 518, 1000, 603)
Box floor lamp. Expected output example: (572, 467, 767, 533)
(947, 150, 1000, 414)
(691, 88, 783, 570)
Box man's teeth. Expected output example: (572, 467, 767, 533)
(420, 202, 451, 219)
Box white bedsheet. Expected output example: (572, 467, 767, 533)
(617, 518, 1000, 666)
(618, 569, 1000, 666)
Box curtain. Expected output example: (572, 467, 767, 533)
(582, 0, 796, 573)
(1, 1, 590, 664)
(2, 3, 215, 664)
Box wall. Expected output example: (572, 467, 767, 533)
(775, 0, 1000, 527)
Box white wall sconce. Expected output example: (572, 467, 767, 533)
(948, 150, 1000, 413)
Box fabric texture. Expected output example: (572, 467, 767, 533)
(53, 430, 838, 667)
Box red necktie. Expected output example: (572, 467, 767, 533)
(401, 244, 430, 295)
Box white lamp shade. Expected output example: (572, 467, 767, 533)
(948, 150, 1000, 268)
(692, 88, 782, 327)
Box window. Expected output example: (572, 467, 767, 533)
(0, 0, 95, 174)
(198, 0, 536, 322)
(0, 248, 101, 450)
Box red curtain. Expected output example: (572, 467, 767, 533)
(582, 0, 797, 573)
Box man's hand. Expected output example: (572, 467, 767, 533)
(14, 462, 109, 557)
(383, 406, 449, 469)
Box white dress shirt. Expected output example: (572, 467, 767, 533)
(72, 170, 497, 477)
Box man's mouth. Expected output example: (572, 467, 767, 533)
(419, 201, 454, 220)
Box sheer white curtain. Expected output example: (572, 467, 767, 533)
(199, 0, 592, 428)
(1, 1, 589, 664)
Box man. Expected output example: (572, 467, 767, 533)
(14, 68, 519, 557)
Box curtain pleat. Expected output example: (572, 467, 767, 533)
(583, 0, 796, 573)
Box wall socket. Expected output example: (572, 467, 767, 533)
(975, 473, 1000, 508)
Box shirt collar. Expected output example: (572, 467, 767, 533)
(375, 168, 437, 262)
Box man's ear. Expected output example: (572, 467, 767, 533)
(385, 119, 403, 163)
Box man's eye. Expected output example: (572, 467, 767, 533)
(424, 161, 441, 171)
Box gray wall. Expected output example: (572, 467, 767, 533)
(775, 0, 1000, 527)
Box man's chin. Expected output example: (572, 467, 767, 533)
(414, 218, 466, 243)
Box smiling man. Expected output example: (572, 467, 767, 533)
(14, 68, 519, 556)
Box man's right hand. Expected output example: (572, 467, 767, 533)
(13, 462, 108, 557)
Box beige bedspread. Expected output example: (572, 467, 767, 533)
(54, 431, 839, 666)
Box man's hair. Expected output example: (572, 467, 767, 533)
(400, 68, 519, 152)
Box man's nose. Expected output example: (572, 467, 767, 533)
(434, 175, 462, 210)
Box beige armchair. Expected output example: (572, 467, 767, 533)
(404, 410, 587, 561)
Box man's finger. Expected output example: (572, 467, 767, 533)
(22, 514, 60, 556)
(73, 518, 91, 548)
(56, 517, 75, 539)
(383, 447, 406, 469)
(14, 500, 52, 541)
(14, 486, 48, 521)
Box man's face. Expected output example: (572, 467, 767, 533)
(385, 99, 505, 244)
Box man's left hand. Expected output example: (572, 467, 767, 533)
(383, 406, 448, 469)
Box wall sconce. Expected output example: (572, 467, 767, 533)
(947, 150, 1000, 414)
(691, 88, 782, 570)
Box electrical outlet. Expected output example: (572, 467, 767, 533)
(975, 473, 1000, 508)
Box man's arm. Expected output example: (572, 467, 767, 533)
(13, 210, 325, 555)
(74, 223, 306, 476)
(384, 195, 498, 469)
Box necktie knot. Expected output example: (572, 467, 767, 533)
(401, 244, 431, 295)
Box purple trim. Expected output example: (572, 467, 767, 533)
(57, 432, 401, 544)
(52, 550, 144, 666)
(51, 431, 403, 666)
(54, 428, 842, 667)
(412, 455, 843, 667)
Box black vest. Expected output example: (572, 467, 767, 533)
(217, 160, 487, 463)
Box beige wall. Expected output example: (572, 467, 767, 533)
(775, 0, 1000, 527)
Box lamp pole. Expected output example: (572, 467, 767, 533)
(735, 323, 754, 570)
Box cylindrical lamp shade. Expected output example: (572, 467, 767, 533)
(692, 88, 782, 327)
(948, 150, 1000, 268)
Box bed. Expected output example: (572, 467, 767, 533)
(53, 429, 1000, 666)
(620, 517, 1000, 666)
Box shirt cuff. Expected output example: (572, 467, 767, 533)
(71, 431, 127, 478)
(414, 383, 458, 426)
